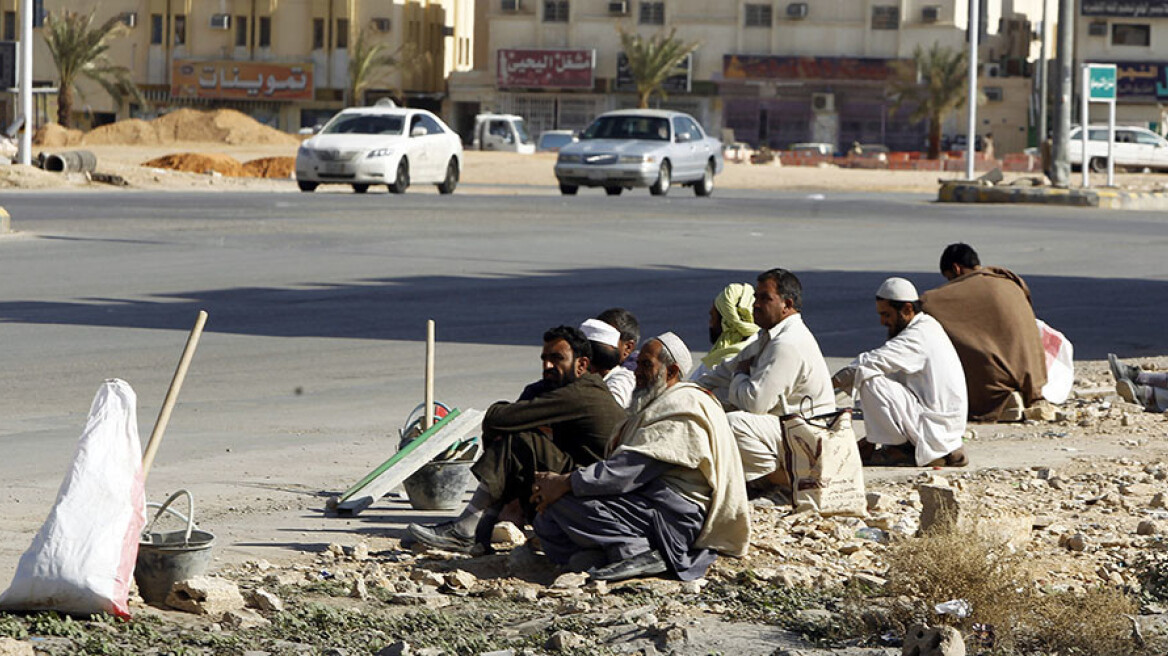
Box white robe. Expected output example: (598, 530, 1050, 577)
(604, 367, 636, 409)
(853, 313, 967, 465)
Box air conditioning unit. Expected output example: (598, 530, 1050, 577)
(811, 92, 835, 113)
(608, 0, 629, 15)
(209, 13, 231, 30)
(119, 11, 137, 28)
(1088, 21, 1107, 36)
(371, 17, 391, 32)
(501, 0, 520, 11)
(921, 6, 940, 23)
(787, 2, 808, 19)
(985, 62, 1002, 77)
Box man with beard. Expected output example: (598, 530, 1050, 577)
(408, 326, 626, 552)
(688, 283, 759, 381)
(531, 333, 750, 582)
(581, 317, 636, 408)
(833, 278, 968, 467)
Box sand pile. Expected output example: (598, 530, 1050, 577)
(33, 123, 83, 147)
(142, 153, 248, 177)
(34, 109, 301, 147)
(241, 157, 295, 178)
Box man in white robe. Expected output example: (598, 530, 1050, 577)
(834, 277, 968, 467)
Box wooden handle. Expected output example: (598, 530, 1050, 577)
(424, 319, 435, 430)
(142, 310, 208, 481)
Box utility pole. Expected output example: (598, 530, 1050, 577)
(1051, 0, 1074, 187)
(965, 0, 980, 180)
(18, 0, 31, 165)
(1037, 0, 1050, 144)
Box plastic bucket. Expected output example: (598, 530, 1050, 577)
(402, 460, 474, 510)
(134, 490, 215, 604)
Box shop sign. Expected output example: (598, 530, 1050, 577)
(1082, 1, 1168, 17)
(497, 49, 594, 89)
(723, 55, 898, 82)
(1106, 61, 1168, 100)
(615, 53, 691, 93)
(172, 60, 313, 101)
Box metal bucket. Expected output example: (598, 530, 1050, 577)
(402, 460, 474, 510)
(134, 489, 215, 605)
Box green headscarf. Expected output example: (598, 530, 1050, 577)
(701, 283, 759, 369)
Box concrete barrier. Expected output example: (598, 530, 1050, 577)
(0, 206, 9, 233)
(938, 181, 1168, 210)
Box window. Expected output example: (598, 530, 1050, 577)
(639, 1, 665, 25)
(745, 4, 772, 27)
(543, 0, 569, 23)
(3, 11, 14, 40)
(313, 18, 324, 49)
(871, 5, 899, 30)
(1135, 130, 1163, 146)
(235, 16, 247, 47)
(336, 18, 349, 48)
(173, 14, 186, 46)
(984, 86, 1003, 102)
(31, 0, 44, 27)
(150, 13, 162, 44)
(1112, 23, 1150, 46)
(259, 16, 271, 47)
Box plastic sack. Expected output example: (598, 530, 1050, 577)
(1038, 319, 1074, 405)
(0, 379, 147, 618)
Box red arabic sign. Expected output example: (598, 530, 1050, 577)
(723, 55, 899, 82)
(171, 60, 314, 101)
(497, 49, 594, 89)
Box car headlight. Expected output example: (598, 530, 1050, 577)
(619, 154, 656, 164)
(297, 145, 312, 157)
(367, 148, 395, 159)
(557, 153, 581, 164)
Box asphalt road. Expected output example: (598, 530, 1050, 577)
(0, 187, 1165, 494)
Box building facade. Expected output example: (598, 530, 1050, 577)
(1077, 0, 1168, 132)
(449, 0, 1046, 154)
(1, 0, 475, 132)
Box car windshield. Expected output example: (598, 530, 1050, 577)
(321, 114, 404, 136)
(539, 133, 574, 150)
(580, 115, 670, 141)
(514, 121, 532, 144)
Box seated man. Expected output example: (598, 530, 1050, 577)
(531, 332, 750, 582)
(835, 278, 968, 467)
(408, 326, 626, 552)
(688, 282, 759, 381)
(581, 317, 636, 408)
(920, 243, 1046, 422)
(598, 307, 641, 373)
(1109, 353, 1168, 412)
(697, 268, 837, 483)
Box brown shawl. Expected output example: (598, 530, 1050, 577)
(920, 266, 1046, 421)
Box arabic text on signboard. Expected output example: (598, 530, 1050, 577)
(171, 60, 314, 101)
(1102, 61, 1168, 100)
(615, 53, 691, 93)
(1082, 0, 1168, 17)
(497, 49, 594, 89)
(723, 55, 898, 81)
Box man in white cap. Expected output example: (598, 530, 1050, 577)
(833, 277, 969, 467)
(580, 317, 636, 408)
(531, 332, 750, 582)
(697, 268, 840, 483)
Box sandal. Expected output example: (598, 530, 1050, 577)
(863, 443, 915, 467)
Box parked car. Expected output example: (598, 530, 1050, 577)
(553, 109, 723, 197)
(471, 113, 535, 154)
(1069, 124, 1168, 172)
(537, 129, 577, 152)
(295, 105, 463, 194)
(789, 142, 835, 156)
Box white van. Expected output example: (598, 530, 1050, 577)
(1068, 125, 1168, 172)
(472, 114, 535, 154)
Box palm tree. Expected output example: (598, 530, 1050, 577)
(618, 27, 699, 109)
(887, 43, 971, 159)
(345, 29, 429, 106)
(42, 9, 144, 128)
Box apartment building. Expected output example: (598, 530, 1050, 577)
(0, 0, 475, 132)
(1077, 0, 1168, 131)
(448, 0, 1046, 154)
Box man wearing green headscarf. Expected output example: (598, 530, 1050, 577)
(689, 283, 760, 381)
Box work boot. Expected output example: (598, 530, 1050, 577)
(1109, 353, 1142, 384)
(588, 550, 668, 582)
(998, 391, 1025, 423)
(407, 521, 474, 553)
(566, 549, 608, 573)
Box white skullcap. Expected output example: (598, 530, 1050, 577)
(580, 318, 621, 348)
(653, 332, 692, 377)
(876, 277, 919, 302)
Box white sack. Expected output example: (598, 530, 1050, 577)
(1037, 320, 1074, 405)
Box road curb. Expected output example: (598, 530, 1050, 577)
(937, 181, 1168, 210)
(0, 206, 9, 233)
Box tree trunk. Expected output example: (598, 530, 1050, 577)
(927, 118, 942, 160)
(638, 88, 650, 109)
(57, 84, 73, 128)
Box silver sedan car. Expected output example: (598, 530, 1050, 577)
(554, 109, 723, 197)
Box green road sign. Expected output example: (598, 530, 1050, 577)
(1087, 65, 1117, 101)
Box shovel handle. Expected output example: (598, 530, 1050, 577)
(142, 310, 208, 481)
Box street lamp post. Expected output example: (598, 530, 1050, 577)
(1051, 0, 1074, 187)
(965, 0, 980, 180)
(18, 0, 31, 165)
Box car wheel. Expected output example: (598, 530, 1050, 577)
(352, 184, 369, 194)
(1089, 157, 1107, 173)
(436, 158, 459, 195)
(559, 183, 579, 196)
(649, 161, 671, 196)
(694, 160, 715, 197)
(604, 186, 622, 196)
(298, 181, 318, 193)
(388, 159, 410, 194)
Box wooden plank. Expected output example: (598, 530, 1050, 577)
(333, 408, 483, 517)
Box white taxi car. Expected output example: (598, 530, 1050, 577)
(295, 105, 463, 194)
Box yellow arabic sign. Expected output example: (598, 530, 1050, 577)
(171, 60, 314, 101)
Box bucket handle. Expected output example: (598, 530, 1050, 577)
(144, 488, 196, 544)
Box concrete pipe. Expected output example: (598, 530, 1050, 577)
(44, 150, 98, 173)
